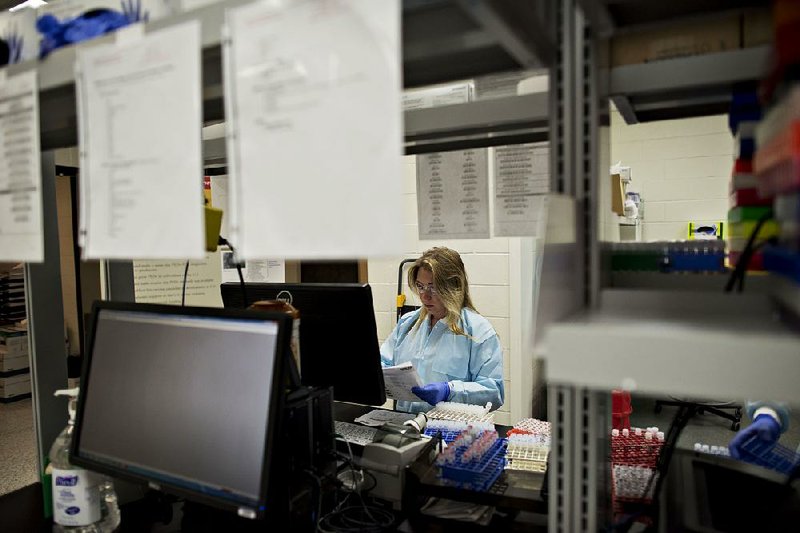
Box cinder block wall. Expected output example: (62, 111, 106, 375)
(610, 106, 733, 240)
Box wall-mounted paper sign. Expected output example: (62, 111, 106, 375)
(417, 149, 490, 240)
(220, 250, 285, 283)
(494, 143, 549, 237)
(133, 252, 223, 307)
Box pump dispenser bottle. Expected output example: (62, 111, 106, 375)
(49, 388, 120, 532)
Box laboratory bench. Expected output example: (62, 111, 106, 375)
(0, 401, 545, 533)
(334, 400, 548, 531)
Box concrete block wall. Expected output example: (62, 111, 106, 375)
(610, 105, 733, 241)
(367, 154, 514, 426)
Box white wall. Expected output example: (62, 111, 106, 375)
(610, 106, 733, 241)
(367, 154, 516, 426)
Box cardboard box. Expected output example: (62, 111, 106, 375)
(0, 354, 29, 373)
(611, 15, 741, 66)
(0, 373, 31, 398)
(0, 333, 28, 357)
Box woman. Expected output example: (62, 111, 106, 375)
(380, 247, 504, 414)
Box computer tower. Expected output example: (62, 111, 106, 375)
(282, 386, 337, 530)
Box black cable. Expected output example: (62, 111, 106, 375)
(608, 405, 698, 532)
(180, 260, 190, 306)
(649, 406, 697, 509)
(725, 211, 772, 293)
(303, 469, 323, 531)
(323, 436, 394, 532)
(218, 236, 247, 307)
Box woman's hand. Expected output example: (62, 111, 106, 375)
(412, 382, 450, 405)
(729, 414, 781, 459)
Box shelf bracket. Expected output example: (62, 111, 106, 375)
(456, 0, 555, 67)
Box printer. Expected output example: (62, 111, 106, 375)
(355, 423, 435, 507)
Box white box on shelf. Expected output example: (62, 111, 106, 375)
(402, 81, 473, 111)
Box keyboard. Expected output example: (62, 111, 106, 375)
(334, 421, 378, 446)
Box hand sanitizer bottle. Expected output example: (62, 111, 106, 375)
(49, 388, 120, 532)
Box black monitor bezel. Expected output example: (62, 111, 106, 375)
(220, 282, 387, 406)
(70, 300, 292, 518)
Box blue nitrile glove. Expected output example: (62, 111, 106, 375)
(412, 382, 450, 406)
(63, 10, 130, 44)
(729, 413, 782, 460)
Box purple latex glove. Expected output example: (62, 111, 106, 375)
(412, 382, 450, 405)
(729, 413, 781, 460)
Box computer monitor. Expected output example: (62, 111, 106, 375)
(71, 301, 292, 518)
(665, 448, 800, 531)
(220, 282, 387, 407)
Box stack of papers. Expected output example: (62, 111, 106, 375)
(382, 362, 424, 402)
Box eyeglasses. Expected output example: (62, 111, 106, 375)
(414, 283, 438, 295)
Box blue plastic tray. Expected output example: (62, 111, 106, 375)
(739, 435, 800, 476)
(439, 438, 507, 491)
(424, 429, 462, 443)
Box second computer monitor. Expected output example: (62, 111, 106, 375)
(71, 301, 292, 518)
(221, 282, 387, 407)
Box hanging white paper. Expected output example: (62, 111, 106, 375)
(76, 21, 204, 259)
(417, 150, 490, 240)
(224, 0, 403, 259)
(0, 70, 44, 263)
(493, 143, 549, 237)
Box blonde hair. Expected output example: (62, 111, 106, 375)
(407, 247, 476, 337)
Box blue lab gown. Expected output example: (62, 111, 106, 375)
(380, 308, 504, 414)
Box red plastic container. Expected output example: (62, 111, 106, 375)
(612, 390, 632, 430)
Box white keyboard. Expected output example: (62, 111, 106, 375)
(335, 421, 378, 446)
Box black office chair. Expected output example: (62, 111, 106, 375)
(654, 396, 742, 431)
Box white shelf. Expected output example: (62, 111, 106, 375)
(540, 289, 800, 404)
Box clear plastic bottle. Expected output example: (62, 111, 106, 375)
(50, 388, 120, 533)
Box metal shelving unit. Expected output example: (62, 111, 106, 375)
(543, 1, 799, 531)
(610, 46, 771, 124)
(8, 0, 554, 152)
(404, 92, 548, 153)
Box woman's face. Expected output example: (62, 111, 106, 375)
(416, 268, 446, 322)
